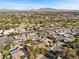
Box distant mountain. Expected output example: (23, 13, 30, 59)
(26, 8, 58, 12)
(37, 8, 56, 12)
(0, 8, 79, 12)
(0, 8, 15, 12)
(0, 8, 25, 12)
(26, 8, 79, 12)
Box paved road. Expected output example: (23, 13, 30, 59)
(0, 30, 44, 42)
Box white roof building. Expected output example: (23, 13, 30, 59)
(3, 28, 16, 35)
(0, 30, 3, 34)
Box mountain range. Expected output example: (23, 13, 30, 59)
(0, 8, 79, 12)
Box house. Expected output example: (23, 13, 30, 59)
(19, 34, 27, 41)
(56, 27, 71, 34)
(64, 37, 75, 42)
(3, 28, 16, 35)
(71, 28, 79, 35)
(26, 32, 37, 40)
(15, 27, 26, 33)
(63, 34, 75, 42)
(11, 46, 27, 59)
(3, 30, 10, 35)
(42, 38, 51, 46)
(53, 34, 64, 41)
(0, 30, 3, 34)
(50, 42, 64, 51)
(0, 53, 3, 59)
(0, 36, 14, 42)
(14, 34, 27, 41)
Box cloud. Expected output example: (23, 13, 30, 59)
(0, 0, 79, 10)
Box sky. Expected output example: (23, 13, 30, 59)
(0, 0, 79, 10)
